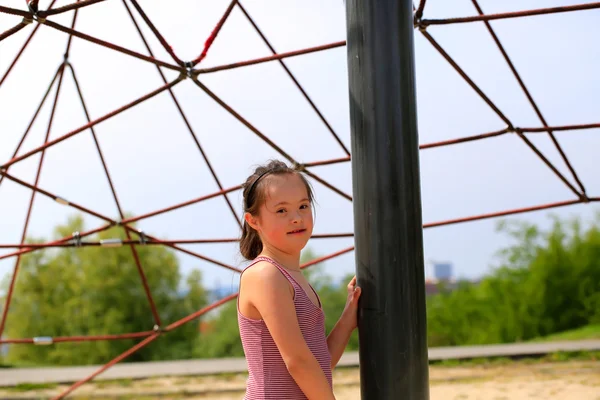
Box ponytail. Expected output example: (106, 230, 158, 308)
(240, 220, 263, 260)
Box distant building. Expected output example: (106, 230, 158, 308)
(433, 262, 453, 281)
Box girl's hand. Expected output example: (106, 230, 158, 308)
(341, 276, 361, 331)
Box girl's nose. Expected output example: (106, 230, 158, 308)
(291, 211, 303, 223)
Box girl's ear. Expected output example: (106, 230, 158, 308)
(244, 212, 260, 232)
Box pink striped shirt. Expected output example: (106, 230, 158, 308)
(237, 256, 332, 399)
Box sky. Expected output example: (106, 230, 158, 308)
(1, 0, 599, 294)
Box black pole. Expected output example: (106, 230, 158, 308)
(345, 1, 430, 399)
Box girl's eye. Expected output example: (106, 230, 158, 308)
(300, 204, 310, 210)
(277, 209, 286, 214)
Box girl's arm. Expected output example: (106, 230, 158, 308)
(326, 317, 355, 369)
(243, 262, 336, 400)
(327, 276, 361, 369)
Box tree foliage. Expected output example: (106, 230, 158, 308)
(1, 215, 208, 366)
(426, 212, 600, 346)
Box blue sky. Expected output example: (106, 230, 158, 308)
(1, 0, 599, 294)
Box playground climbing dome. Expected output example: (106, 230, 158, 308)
(1, 1, 599, 398)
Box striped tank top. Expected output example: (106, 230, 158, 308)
(237, 256, 332, 399)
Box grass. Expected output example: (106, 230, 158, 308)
(529, 324, 600, 342)
(5, 382, 58, 392)
(430, 350, 600, 367)
(430, 324, 600, 367)
(94, 378, 134, 388)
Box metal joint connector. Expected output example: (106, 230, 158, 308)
(55, 196, 69, 206)
(293, 162, 306, 172)
(72, 231, 82, 247)
(100, 238, 123, 248)
(414, 17, 427, 32)
(178, 70, 188, 81)
(33, 336, 53, 345)
(138, 230, 147, 245)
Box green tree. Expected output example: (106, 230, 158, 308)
(315, 271, 359, 350)
(1, 215, 208, 366)
(425, 211, 600, 346)
(194, 300, 243, 358)
(301, 248, 359, 350)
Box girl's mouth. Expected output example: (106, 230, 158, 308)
(287, 229, 306, 235)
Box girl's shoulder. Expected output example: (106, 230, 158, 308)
(243, 258, 281, 277)
(241, 259, 294, 296)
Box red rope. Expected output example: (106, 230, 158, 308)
(419, 29, 583, 199)
(127, 0, 185, 66)
(42, 19, 183, 72)
(304, 169, 352, 201)
(192, 78, 296, 162)
(237, 1, 350, 156)
(470, 0, 587, 197)
(420, 128, 509, 149)
(0, 234, 354, 249)
(415, 0, 427, 21)
(195, 41, 346, 75)
(0, 169, 242, 275)
(122, 185, 242, 224)
(121, 0, 242, 230)
(191, 0, 238, 66)
(40, 0, 106, 17)
(304, 157, 351, 168)
(520, 123, 600, 133)
(1, 331, 155, 345)
(421, 2, 600, 26)
(0, 65, 62, 191)
(52, 334, 160, 399)
(0, 19, 41, 87)
(0, 224, 112, 262)
(1, 77, 183, 170)
(65, 62, 162, 327)
(424, 199, 588, 228)
(0, 5, 33, 17)
(0, 64, 67, 339)
(0, 1, 56, 86)
(0, 20, 30, 42)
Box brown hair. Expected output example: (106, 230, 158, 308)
(240, 160, 314, 260)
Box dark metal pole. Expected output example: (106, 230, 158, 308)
(345, 1, 430, 399)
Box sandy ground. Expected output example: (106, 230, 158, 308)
(332, 360, 600, 400)
(1, 360, 599, 399)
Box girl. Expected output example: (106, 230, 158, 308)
(237, 160, 361, 399)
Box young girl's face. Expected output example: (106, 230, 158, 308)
(250, 173, 313, 255)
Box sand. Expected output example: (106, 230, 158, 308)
(1, 360, 598, 399)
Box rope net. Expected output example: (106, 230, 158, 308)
(1, 1, 599, 398)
